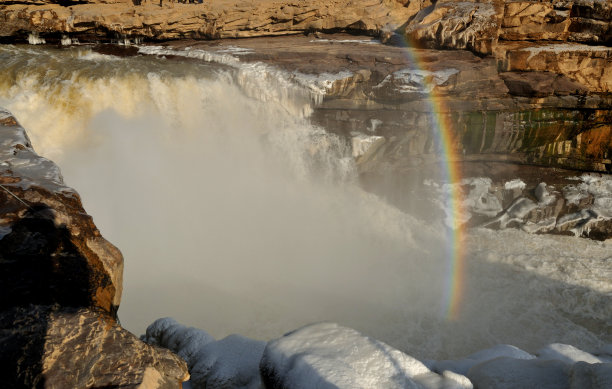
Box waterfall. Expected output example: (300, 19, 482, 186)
(0, 44, 609, 358)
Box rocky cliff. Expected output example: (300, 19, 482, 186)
(0, 0, 415, 42)
(0, 108, 188, 388)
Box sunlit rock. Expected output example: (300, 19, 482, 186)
(0, 108, 188, 388)
(0, 306, 189, 388)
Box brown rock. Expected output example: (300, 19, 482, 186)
(0, 109, 122, 315)
(495, 42, 612, 93)
(500, 71, 588, 97)
(0, 108, 189, 387)
(405, 1, 504, 55)
(0, 305, 189, 389)
(0, 0, 416, 42)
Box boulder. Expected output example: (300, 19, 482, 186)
(0, 306, 189, 389)
(0, 108, 189, 387)
(433, 344, 535, 375)
(143, 318, 265, 389)
(259, 322, 472, 389)
(0, 107, 122, 315)
(467, 357, 570, 389)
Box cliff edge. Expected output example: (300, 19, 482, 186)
(0, 108, 188, 388)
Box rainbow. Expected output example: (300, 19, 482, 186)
(396, 36, 467, 321)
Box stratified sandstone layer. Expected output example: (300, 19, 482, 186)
(0, 108, 188, 388)
(0, 0, 415, 41)
(406, 0, 612, 93)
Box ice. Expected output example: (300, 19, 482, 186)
(0, 107, 71, 193)
(537, 343, 603, 364)
(569, 362, 612, 389)
(433, 344, 534, 375)
(143, 318, 265, 389)
(143, 318, 215, 363)
(309, 39, 380, 45)
(523, 43, 611, 61)
(374, 68, 459, 93)
(189, 335, 265, 389)
(535, 182, 556, 205)
(60, 35, 73, 46)
(467, 358, 570, 389)
(138, 45, 353, 108)
(504, 179, 526, 191)
(462, 178, 503, 217)
(350, 133, 384, 158)
(27, 33, 45, 45)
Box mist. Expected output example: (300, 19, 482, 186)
(1, 45, 609, 359)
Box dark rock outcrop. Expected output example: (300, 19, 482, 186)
(0, 108, 189, 388)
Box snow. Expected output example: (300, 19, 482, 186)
(138, 45, 353, 107)
(143, 318, 264, 389)
(467, 357, 570, 389)
(433, 344, 534, 375)
(569, 362, 612, 389)
(310, 39, 380, 45)
(0, 107, 71, 193)
(260, 322, 472, 389)
(350, 133, 384, 158)
(374, 68, 459, 93)
(145, 318, 612, 389)
(522, 43, 611, 61)
(537, 343, 603, 364)
(462, 178, 503, 217)
(27, 33, 45, 45)
(535, 182, 556, 205)
(504, 179, 526, 191)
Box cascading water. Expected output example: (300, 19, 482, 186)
(0, 44, 609, 359)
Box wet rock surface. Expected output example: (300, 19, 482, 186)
(0, 109, 189, 388)
(151, 34, 611, 177)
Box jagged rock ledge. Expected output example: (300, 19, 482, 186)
(0, 108, 188, 388)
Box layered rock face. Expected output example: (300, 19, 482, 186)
(0, 108, 188, 388)
(0, 0, 414, 41)
(406, 0, 612, 93)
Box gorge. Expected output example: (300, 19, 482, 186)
(0, 0, 611, 388)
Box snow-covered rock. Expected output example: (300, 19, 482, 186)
(259, 322, 472, 389)
(537, 343, 603, 364)
(467, 357, 570, 389)
(569, 362, 612, 389)
(143, 318, 264, 389)
(433, 344, 534, 375)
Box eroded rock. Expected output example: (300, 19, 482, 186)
(0, 107, 122, 315)
(0, 306, 189, 389)
(0, 108, 189, 388)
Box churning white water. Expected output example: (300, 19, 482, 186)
(0, 45, 609, 359)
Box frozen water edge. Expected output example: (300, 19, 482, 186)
(144, 319, 612, 389)
(0, 107, 72, 193)
(137, 45, 354, 107)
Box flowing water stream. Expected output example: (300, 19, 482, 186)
(0, 44, 610, 359)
